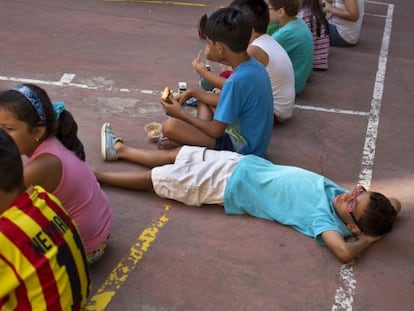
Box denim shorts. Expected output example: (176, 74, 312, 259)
(328, 23, 355, 47)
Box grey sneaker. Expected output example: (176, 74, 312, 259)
(101, 122, 123, 161)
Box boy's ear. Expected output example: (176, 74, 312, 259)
(389, 197, 401, 214)
(279, 7, 287, 17)
(215, 41, 225, 55)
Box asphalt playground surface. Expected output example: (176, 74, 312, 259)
(1, 0, 413, 310)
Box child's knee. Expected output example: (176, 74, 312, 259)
(161, 118, 173, 136)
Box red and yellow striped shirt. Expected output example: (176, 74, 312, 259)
(0, 186, 90, 310)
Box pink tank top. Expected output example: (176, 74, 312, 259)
(27, 137, 112, 255)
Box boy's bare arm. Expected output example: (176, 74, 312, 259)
(321, 230, 381, 263)
(161, 97, 226, 138)
(193, 58, 227, 89)
(176, 90, 219, 107)
(325, 0, 359, 21)
(247, 45, 269, 67)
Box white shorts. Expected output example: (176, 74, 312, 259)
(151, 146, 243, 206)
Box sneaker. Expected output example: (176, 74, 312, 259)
(101, 122, 123, 161)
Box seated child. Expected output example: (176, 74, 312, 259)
(0, 128, 90, 309)
(267, 0, 314, 94)
(324, 0, 364, 46)
(94, 146, 401, 263)
(230, 0, 295, 124)
(298, 0, 330, 70)
(158, 7, 274, 156)
(0, 84, 112, 264)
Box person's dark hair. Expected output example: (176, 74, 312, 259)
(357, 192, 397, 236)
(229, 0, 269, 34)
(0, 128, 24, 192)
(204, 7, 252, 53)
(0, 84, 85, 160)
(198, 13, 208, 39)
(268, 0, 300, 16)
(301, 0, 329, 37)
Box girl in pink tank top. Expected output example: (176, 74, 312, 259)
(0, 84, 112, 264)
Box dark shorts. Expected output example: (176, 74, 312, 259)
(215, 133, 234, 151)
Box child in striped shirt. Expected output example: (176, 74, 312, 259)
(298, 0, 330, 70)
(0, 128, 90, 310)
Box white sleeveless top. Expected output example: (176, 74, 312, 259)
(332, 0, 364, 44)
(251, 34, 295, 120)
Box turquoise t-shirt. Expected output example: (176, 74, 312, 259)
(224, 156, 352, 244)
(271, 18, 314, 95)
(214, 58, 273, 156)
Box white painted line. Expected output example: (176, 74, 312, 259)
(365, 0, 391, 6)
(141, 89, 158, 95)
(294, 104, 369, 116)
(365, 13, 387, 18)
(332, 263, 357, 310)
(59, 73, 76, 84)
(0, 75, 161, 94)
(358, 3, 393, 189)
(331, 3, 394, 311)
(0, 73, 373, 117)
(0, 75, 64, 86)
(0, 75, 98, 89)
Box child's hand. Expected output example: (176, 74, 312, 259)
(359, 234, 381, 244)
(192, 58, 207, 75)
(212, 88, 221, 95)
(324, 1, 333, 15)
(175, 90, 192, 105)
(160, 95, 184, 119)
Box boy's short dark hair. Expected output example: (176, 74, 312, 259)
(204, 7, 252, 53)
(358, 192, 397, 236)
(0, 128, 24, 192)
(269, 0, 300, 16)
(229, 0, 270, 34)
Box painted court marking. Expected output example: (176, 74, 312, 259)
(85, 205, 172, 311)
(104, 0, 212, 7)
(0, 1, 394, 310)
(331, 3, 394, 310)
(0, 74, 370, 117)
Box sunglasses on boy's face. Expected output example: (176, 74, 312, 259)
(346, 185, 366, 228)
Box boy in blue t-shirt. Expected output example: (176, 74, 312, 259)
(268, 0, 314, 94)
(95, 146, 400, 263)
(159, 8, 273, 156)
(102, 8, 273, 159)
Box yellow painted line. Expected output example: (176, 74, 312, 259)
(85, 205, 172, 310)
(104, 0, 208, 7)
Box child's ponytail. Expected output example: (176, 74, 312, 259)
(56, 109, 86, 161)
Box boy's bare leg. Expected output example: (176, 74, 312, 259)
(95, 169, 154, 191)
(197, 102, 214, 120)
(162, 118, 216, 148)
(114, 143, 181, 168)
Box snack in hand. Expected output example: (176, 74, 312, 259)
(161, 86, 172, 103)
